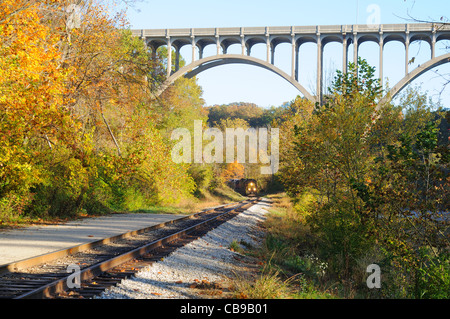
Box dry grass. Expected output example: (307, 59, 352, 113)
(228, 192, 336, 299)
(173, 185, 245, 214)
(231, 268, 294, 299)
(263, 193, 315, 249)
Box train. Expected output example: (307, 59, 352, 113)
(227, 178, 258, 196)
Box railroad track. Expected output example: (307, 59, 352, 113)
(0, 198, 260, 299)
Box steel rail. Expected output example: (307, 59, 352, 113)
(12, 199, 258, 299)
(0, 201, 240, 276)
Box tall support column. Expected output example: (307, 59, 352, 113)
(167, 36, 172, 77)
(216, 35, 221, 55)
(431, 27, 436, 59)
(405, 33, 410, 76)
(175, 46, 180, 72)
(142, 37, 148, 53)
(342, 35, 348, 73)
(241, 35, 245, 55)
(353, 33, 358, 67)
(295, 45, 299, 81)
(317, 36, 323, 104)
(271, 44, 275, 65)
(431, 38, 436, 59)
(215, 28, 220, 55)
(291, 36, 296, 79)
(191, 36, 196, 63)
(266, 36, 271, 63)
(150, 44, 157, 60)
(379, 36, 384, 87)
(149, 44, 156, 82)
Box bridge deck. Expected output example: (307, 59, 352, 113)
(132, 23, 450, 38)
(131, 23, 450, 104)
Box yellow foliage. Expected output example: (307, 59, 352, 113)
(221, 161, 245, 181)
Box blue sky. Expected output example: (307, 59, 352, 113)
(121, 0, 450, 108)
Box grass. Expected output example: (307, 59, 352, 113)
(230, 192, 337, 299)
(229, 239, 244, 254)
(169, 185, 245, 215)
(232, 267, 294, 299)
(128, 205, 191, 215)
(0, 184, 244, 229)
(228, 191, 450, 299)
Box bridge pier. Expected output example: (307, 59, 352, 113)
(291, 36, 295, 80)
(175, 48, 180, 72)
(405, 32, 410, 76)
(167, 37, 172, 76)
(317, 36, 323, 102)
(431, 27, 436, 59)
(343, 36, 348, 73)
(294, 45, 299, 81)
(379, 35, 384, 87)
(353, 33, 359, 68)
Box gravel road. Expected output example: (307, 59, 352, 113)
(96, 198, 270, 299)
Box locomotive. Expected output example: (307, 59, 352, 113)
(227, 178, 258, 196)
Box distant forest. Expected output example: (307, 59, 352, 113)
(206, 102, 450, 147)
(206, 102, 289, 128)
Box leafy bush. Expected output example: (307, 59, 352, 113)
(278, 58, 449, 298)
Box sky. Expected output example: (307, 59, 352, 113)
(119, 0, 450, 108)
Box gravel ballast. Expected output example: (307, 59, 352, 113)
(97, 198, 270, 299)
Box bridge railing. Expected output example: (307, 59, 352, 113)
(190, 28, 216, 36)
(131, 23, 450, 105)
(218, 27, 241, 35)
(131, 23, 450, 39)
(266, 26, 292, 34)
(293, 25, 317, 33)
(242, 27, 267, 34)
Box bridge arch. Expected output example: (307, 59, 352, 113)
(156, 54, 316, 101)
(381, 52, 450, 105)
(156, 52, 450, 106)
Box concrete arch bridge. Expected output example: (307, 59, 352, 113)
(131, 23, 450, 104)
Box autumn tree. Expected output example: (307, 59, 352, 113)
(0, 0, 83, 219)
(364, 87, 449, 298)
(0, 0, 207, 221)
(57, 1, 198, 209)
(221, 161, 245, 181)
(279, 58, 449, 297)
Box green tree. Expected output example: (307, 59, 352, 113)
(279, 57, 449, 297)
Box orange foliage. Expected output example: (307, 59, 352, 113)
(221, 161, 245, 181)
(0, 0, 78, 196)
